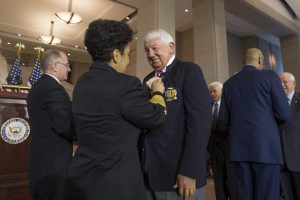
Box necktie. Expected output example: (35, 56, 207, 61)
(212, 102, 219, 131)
(287, 98, 291, 106)
(156, 70, 163, 78)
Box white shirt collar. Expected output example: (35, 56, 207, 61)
(161, 54, 175, 73)
(45, 73, 60, 84)
(287, 91, 295, 102)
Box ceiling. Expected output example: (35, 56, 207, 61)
(0, 0, 299, 66)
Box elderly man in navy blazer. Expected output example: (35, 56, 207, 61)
(142, 29, 212, 200)
(219, 48, 290, 200)
(279, 72, 300, 200)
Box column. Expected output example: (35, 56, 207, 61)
(192, 0, 229, 83)
(136, 0, 175, 80)
(0, 38, 8, 84)
(280, 33, 300, 91)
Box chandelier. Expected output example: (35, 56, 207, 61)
(55, 0, 82, 24)
(39, 21, 61, 45)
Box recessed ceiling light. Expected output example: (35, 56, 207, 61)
(7, 42, 11, 45)
(126, 16, 130, 20)
(17, 33, 22, 36)
(74, 45, 78, 48)
(67, 53, 71, 56)
(184, 9, 189, 12)
(134, 37, 138, 40)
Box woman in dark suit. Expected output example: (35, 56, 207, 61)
(64, 19, 167, 200)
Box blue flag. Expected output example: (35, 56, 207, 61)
(6, 58, 22, 85)
(27, 59, 42, 86)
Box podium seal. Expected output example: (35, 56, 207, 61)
(1, 118, 30, 144)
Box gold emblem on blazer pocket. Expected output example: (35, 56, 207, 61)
(165, 87, 177, 102)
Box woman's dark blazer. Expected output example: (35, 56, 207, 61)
(64, 62, 166, 200)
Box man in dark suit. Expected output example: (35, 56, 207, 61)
(219, 48, 290, 200)
(279, 72, 300, 200)
(208, 82, 231, 200)
(27, 49, 74, 200)
(142, 29, 212, 200)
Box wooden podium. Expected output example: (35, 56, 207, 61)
(0, 85, 31, 200)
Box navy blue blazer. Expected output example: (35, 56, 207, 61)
(143, 58, 212, 191)
(219, 65, 290, 164)
(281, 92, 300, 171)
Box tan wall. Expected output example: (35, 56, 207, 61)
(176, 29, 194, 62)
(227, 33, 244, 76)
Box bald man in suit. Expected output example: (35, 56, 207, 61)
(219, 48, 290, 200)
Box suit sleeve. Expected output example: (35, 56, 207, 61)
(218, 85, 230, 131)
(121, 77, 166, 129)
(270, 74, 291, 125)
(178, 65, 212, 179)
(45, 86, 73, 139)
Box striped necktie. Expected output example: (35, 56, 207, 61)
(212, 102, 219, 131)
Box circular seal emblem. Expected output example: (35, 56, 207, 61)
(1, 118, 30, 144)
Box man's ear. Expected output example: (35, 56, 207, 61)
(51, 63, 58, 72)
(112, 49, 121, 64)
(168, 42, 175, 54)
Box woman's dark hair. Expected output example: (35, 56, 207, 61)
(84, 19, 133, 62)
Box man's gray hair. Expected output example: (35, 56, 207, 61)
(41, 49, 64, 72)
(209, 81, 223, 90)
(144, 29, 174, 44)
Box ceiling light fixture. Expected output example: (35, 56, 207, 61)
(55, 0, 82, 24)
(39, 21, 61, 45)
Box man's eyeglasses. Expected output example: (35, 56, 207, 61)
(55, 62, 70, 68)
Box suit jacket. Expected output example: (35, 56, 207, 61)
(210, 100, 228, 146)
(143, 58, 212, 191)
(65, 62, 166, 200)
(27, 74, 74, 200)
(281, 92, 300, 171)
(219, 65, 290, 164)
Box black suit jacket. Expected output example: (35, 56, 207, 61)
(143, 58, 212, 191)
(27, 74, 74, 200)
(65, 62, 166, 200)
(281, 92, 300, 171)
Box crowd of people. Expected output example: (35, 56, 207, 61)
(1, 18, 299, 200)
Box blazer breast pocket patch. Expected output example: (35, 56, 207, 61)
(165, 87, 177, 102)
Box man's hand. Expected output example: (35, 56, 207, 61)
(173, 174, 196, 200)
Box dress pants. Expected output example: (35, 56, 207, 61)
(280, 167, 300, 200)
(230, 162, 280, 200)
(211, 139, 231, 200)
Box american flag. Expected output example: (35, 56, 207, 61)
(6, 58, 22, 85)
(27, 59, 42, 86)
